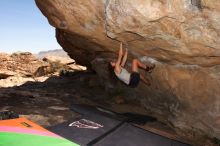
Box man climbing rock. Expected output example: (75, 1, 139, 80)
(109, 43, 155, 88)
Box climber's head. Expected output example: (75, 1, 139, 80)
(110, 60, 116, 67)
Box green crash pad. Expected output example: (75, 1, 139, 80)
(0, 118, 79, 146)
(0, 132, 79, 146)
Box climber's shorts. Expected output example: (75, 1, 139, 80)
(129, 72, 140, 88)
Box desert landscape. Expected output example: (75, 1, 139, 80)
(1, 0, 220, 146)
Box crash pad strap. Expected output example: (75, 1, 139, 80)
(87, 121, 125, 146)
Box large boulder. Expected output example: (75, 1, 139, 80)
(0, 52, 46, 76)
(42, 56, 75, 65)
(0, 52, 49, 87)
(35, 0, 220, 144)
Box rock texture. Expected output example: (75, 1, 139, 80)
(0, 52, 45, 77)
(0, 52, 85, 87)
(42, 56, 75, 65)
(0, 52, 47, 87)
(35, 0, 220, 144)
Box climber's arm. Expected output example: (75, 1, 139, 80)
(121, 48, 128, 67)
(115, 42, 123, 68)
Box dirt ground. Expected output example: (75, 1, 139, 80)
(0, 71, 213, 146)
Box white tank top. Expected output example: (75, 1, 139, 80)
(115, 68, 131, 85)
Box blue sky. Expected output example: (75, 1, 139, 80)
(0, 0, 61, 53)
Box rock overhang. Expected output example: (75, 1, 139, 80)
(35, 0, 220, 145)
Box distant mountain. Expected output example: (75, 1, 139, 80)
(37, 49, 69, 59)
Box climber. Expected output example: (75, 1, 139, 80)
(109, 43, 155, 88)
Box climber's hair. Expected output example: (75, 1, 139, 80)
(108, 62, 118, 83)
(108, 62, 115, 75)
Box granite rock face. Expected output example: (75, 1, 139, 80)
(35, 0, 220, 143)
